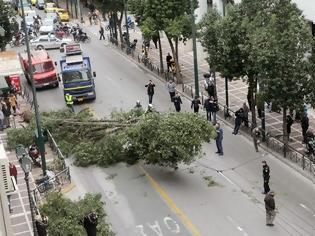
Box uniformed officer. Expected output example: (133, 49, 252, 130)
(65, 93, 74, 113)
(262, 160, 270, 194)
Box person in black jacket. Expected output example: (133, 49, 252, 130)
(83, 212, 98, 236)
(145, 80, 155, 104)
(172, 92, 182, 112)
(262, 160, 270, 194)
(35, 215, 48, 236)
(203, 96, 211, 121)
(301, 113, 309, 143)
(232, 108, 244, 135)
(286, 114, 294, 141)
(191, 96, 201, 113)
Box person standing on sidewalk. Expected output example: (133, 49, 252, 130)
(203, 96, 211, 121)
(286, 114, 294, 141)
(191, 96, 201, 113)
(215, 123, 223, 156)
(9, 162, 17, 184)
(301, 113, 309, 143)
(262, 160, 270, 194)
(145, 80, 155, 104)
(166, 80, 176, 101)
(172, 92, 182, 112)
(264, 191, 276, 226)
(99, 25, 105, 40)
(2, 102, 11, 128)
(166, 53, 172, 72)
(242, 102, 249, 127)
(233, 108, 244, 135)
(252, 127, 261, 152)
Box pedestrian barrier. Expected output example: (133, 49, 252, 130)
(108, 40, 315, 179)
(47, 130, 67, 171)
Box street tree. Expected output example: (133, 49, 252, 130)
(8, 109, 216, 169)
(0, 1, 13, 51)
(40, 192, 115, 236)
(248, 0, 315, 155)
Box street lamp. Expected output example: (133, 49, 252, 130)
(190, 0, 199, 97)
(20, 0, 47, 176)
(20, 154, 37, 236)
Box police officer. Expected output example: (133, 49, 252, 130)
(262, 160, 270, 194)
(65, 93, 74, 113)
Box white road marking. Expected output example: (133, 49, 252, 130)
(227, 216, 248, 236)
(299, 203, 315, 216)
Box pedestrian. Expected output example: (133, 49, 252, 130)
(233, 108, 244, 135)
(191, 96, 201, 113)
(83, 212, 98, 236)
(252, 127, 261, 152)
(211, 97, 219, 124)
(9, 162, 17, 184)
(203, 96, 211, 121)
(264, 191, 276, 226)
(166, 80, 176, 101)
(8, 93, 17, 115)
(166, 53, 172, 72)
(35, 215, 48, 236)
(0, 107, 4, 131)
(301, 113, 309, 143)
(145, 80, 155, 104)
(65, 93, 74, 113)
(99, 25, 105, 40)
(88, 12, 93, 25)
(172, 92, 182, 112)
(2, 102, 11, 128)
(286, 114, 294, 141)
(215, 123, 223, 156)
(242, 102, 249, 127)
(204, 73, 215, 97)
(262, 160, 270, 194)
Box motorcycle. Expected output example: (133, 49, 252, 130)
(9, 33, 25, 47)
(75, 33, 91, 43)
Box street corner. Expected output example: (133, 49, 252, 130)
(61, 181, 76, 194)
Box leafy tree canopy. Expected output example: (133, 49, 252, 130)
(40, 193, 115, 236)
(0, 1, 13, 50)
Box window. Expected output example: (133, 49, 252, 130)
(32, 61, 54, 74)
(63, 70, 91, 83)
(39, 38, 48, 42)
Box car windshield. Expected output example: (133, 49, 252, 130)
(32, 61, 54, 74)
(62, 70, 91, 83)
(46, 3, 55, 7)
(38, 0, 44, 3)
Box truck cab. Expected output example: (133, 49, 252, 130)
(22, 49, 59, 88)
(59, 44, 96, 102)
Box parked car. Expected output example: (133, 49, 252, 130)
(30, 35, 73, 50)
(39, 18, 55, 34)
(44, 2, 56, 13)
(36, 0, 45, 9)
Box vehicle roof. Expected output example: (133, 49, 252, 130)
(22, 50, 52, 64)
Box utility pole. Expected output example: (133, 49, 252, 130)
(190, 0, 199, 97)
(20, 0, 47, 176)
(123, 0, 130, 54)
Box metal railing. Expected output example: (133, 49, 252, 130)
(47, 130, 67, 171)
(108, 39, 315, 179)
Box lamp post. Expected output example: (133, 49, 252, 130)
(123, 0, 130, 54)
(20, 0, 47, 176)
(190, 0, 199, 97)
(20, 154, 37, 236)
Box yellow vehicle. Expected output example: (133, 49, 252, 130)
(44, 2, 57, 13)
(55, 8, 69, 22)
(31, 0, 37, 6)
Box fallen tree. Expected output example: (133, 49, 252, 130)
(8, 108, 216, 169)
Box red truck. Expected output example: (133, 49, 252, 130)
(21, 49, 59, 88)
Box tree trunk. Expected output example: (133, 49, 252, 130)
(166, 34, 182, 83)
(283, 107, 288, 157)
(117, 11, 124, 45)
(248, 77, 257, 129)
(158, 32, 164, 73)
(113, 12, 118, 43)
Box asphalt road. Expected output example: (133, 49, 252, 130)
(18, 14, 315, 236)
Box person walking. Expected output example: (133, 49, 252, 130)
(83, 212, 98, 236)
(65, 93, 74, 113)
(9, 162, 17, 184)
(286, 114, 294, 141)
(99, 25, 105, 40)
(215, 123, 223, 156)
(264, 191, 276, 226)
(35, 215, 48, 236)
(203, 96, 211, 121)
(211, 97, 219, 124)
(262, 160, 270, 194)
(191, 96, 201, 113)
(8, 93, 17, 115)
(204, 73, 215, 97)
(172, 92, 182, 112)
(242, 102, 249, 127)
(301, 113, 309, 143)
(2, 102, 11, 128)
(252, 127, 261, 152)
(233, 108, 244, 135)
(145, 80, 155, 104)
(166, 80, 176, 101)
(166, 53, 172, 72)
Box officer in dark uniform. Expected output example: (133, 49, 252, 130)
(262, 160, 270, 194)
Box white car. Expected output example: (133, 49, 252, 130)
(30, 35, 73, 49)
(39, 18, 54, 34)
(26, 10, 37, 18)
(46, 12, 59, 23)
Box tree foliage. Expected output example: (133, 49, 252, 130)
(40, 192, 115, 236)
(0, 1, 13, 51)
(8, 109, 215, 169)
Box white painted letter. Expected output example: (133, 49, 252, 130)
(164, 217, 180, 233)
(147, 221, 163, 236)
(135, 225, 147, 236)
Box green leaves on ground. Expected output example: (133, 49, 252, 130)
(40, 192, 115, 236)
(8, 109, 215, 169)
